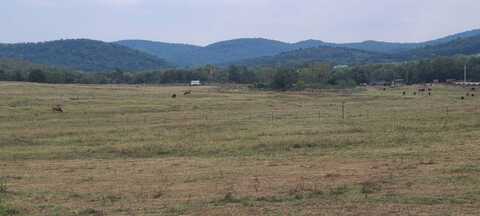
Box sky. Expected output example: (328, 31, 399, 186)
(2, 0, 480, 46)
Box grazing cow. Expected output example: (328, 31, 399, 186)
(171, 94, 177, 98)
(184, 90, 192, 95)
(52, 105, 63, 113)
(461, 96, 465, 100)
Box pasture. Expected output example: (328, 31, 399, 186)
(1, 82, 480, 215)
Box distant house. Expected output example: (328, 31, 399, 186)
(190, 80, 201, 86)
(333, 65, 349, 70)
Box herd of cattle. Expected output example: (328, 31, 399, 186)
(50, 86, 478, 113)
(383, 86, 476, 100)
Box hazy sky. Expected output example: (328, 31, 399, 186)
(3, 0, 480, 45)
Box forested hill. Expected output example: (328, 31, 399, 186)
(117, 29, 480, 67)
(0, 39, 170, 72)
(233, 34, 480, 68)
(399, 35, 480, 59)
(117, 38, 294, 67)
(233, 46, 390, 67)
(2, 29, 479, 71)
(115, 40, 204, 67)
(423, 29, 480, 46)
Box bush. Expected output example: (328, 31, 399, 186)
(295, 80, 306, 90)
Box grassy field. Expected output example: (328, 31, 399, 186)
(1, 82, 480, 215)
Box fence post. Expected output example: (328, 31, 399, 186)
(85, 111, 90, 125)
(392, 110, 397, 132)
(443, 106, 449, 129)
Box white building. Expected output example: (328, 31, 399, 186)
(190, 80, 201, 86)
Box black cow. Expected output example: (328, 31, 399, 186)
(52, 105, 64, 113)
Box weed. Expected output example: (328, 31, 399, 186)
(0, 205, 19, 216)
(77, 208, 105, 216)
(0, 179, 6, 194)
(360, 180, 382, 198)
(328, 185, 352, 200)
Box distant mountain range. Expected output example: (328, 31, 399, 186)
(116, 38, 297, 67)
(0, 39, 170, 72)
(1, 29, 480, 72)
(117, 29, 480, 67)
(236, 34, 480, 67)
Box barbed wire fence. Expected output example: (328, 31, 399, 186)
(1, 102, 479, 135)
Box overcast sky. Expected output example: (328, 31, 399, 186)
(2, 0, 480, 45)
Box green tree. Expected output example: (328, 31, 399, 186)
(13, 71, 24, 81)
(0, 70, 5, 80)
(271, 69, 299, 90)
(28, 69, 46, 83)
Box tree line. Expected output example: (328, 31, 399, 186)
(1, 55, 479, 90)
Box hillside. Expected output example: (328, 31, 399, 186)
(423, 29, 480, 46)
(203, 38, 292, 63)
(336, 41, 419, 53)
(117, 38, 293, 67)
(333, 29, 480, 54)
(117, 29, 480, 67)
(398, 35, 480, 60)
(117, 38, 326, 67)
(234, 46, 389, 67)
(237, 34, 480, 68)
(0, 39, 170, 72)
(115, 40, 203, 67)
(3, 29, 471, 71)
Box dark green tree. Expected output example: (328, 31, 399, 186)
(28, 69, 46, 83)
(0, 70, 5, 80)
(271, 69, 299, 90)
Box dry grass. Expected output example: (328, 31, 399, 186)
(1, 82, 480, 215)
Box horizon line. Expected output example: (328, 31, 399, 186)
(1, 28, 479, 46)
